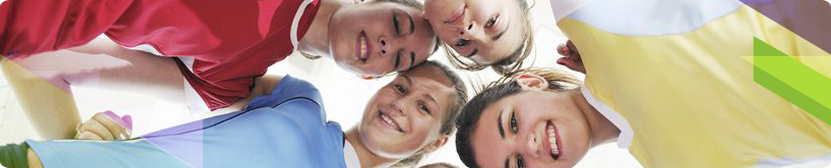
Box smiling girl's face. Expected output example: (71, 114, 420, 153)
(357, 64, 457, 158)
(469, 79, 593, 168)
(423, 0, 526, 65)
(328, 1, 438, 76)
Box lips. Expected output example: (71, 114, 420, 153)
(356, 31, 370, 62)
(444, 5, 466, 24)
(544, 121, 563, 160)
(379, 110, 404, 133)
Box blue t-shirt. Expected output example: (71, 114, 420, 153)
(27, 76, 346, 168)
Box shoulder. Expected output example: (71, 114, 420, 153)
(243, 75, 325, 117)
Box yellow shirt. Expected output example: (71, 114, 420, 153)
(557, 1, 831, 167)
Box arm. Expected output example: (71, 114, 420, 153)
(0, 0, 133, 57)
(2, 37, 186, 139)
(1, 57, 81, 139)
(27, 149, 42, 168)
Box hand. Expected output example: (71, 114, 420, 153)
(556, 40, 586, 74)
(75, 110, 133, 140)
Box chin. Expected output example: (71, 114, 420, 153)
(335, 60, 366, 75)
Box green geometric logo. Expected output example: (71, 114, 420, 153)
(753, 37, 831, 125)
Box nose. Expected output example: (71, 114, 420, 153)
(379, 36, 409, 57)
(522, 132, 541, 159)
(455, 21, 483, 40)
(380, 36, 390, 57)
(390, 98, 408, 116)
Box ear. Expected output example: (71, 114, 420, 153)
(515, 74, 549, 91)
(421, 136, 449, 154)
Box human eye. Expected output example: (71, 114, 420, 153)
(393, 15, 401, 35)
(485, 15, 499, 28)
(516, 154, 525, 168)
(394, 84, 406, 94)
(419, 103, 431, 114)
(510, 111, 518, 133)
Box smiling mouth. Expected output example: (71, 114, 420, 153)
(356, 31, 370, 63)
(379, 110, 404, 132)
(545, 121, 562, 160)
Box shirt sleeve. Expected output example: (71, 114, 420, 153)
(0, 0, 134, 57)
(244, 75, 323, 110)
(25, 139, 191, 168)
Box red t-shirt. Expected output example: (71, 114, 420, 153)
(0, 0, 321, 110)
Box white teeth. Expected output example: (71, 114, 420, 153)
(381, 114, 401, 131)
(547, 124, 560, 156)
(360, 36, 368, 59)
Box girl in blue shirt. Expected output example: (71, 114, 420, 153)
(1, 61, 467, 168)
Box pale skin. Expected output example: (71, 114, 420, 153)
(469, 74, 618, 168)
(423, 0, 526, 64)
(344, 129, 447, 168)
(325, 65, 460, 167)
(4, 0, 437, 140)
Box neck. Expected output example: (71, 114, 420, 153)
(566, 89, 620, 147)
(297, 0, 347, 58)
(345, 127, 396, 168)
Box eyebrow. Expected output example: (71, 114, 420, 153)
(409, 52, 415, 69)
(498, 109, 506, 138)
(402, 75, 413, 86)
(394, 54, 401, 70)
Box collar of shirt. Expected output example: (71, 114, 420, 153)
(549, 0, 599, 21)
(580, 84, 634, 148)
(343, 140, 362, 168)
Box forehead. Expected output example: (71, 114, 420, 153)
(471, 102, 511, 167)
(399, 65, 454, 90)
(397, 66, 456, 99)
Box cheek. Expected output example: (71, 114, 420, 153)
(436, 30, 457, 47)
(328, 18, 356, 61)
(408, 115, 441, 143)
(466, 0, 497, 15)
(360, 94, 384, 124)
(555, 115, 593, 162)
